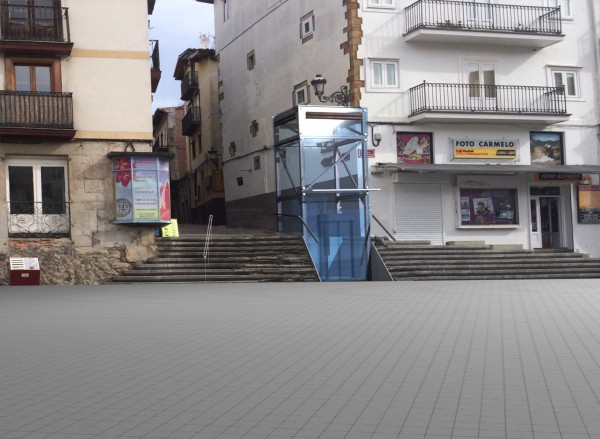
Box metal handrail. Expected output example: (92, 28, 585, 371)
(274, 213, 319, 244)
(0, 90, 74, 129)
(371, 214, 396, 242)
(203, 215, 213, 283)
(404, 0, 562, 36)
(409, 83, 567, 116)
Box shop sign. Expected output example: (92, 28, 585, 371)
(535, 173, 581, 182)
(112, 155, 171, 224)
(577, 185, 600, 224)
(453, 139, 517, 159)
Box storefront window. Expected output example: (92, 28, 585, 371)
(459, 188, 518, 226)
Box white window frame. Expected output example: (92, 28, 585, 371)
(547, 66, 581, 100)
(366, 0, 395, 9)
(6, 157, 70, 235)
(548, 0, 572, 19)
(300, 12, 314, 41)
(367, 59, 399, 91)
(293, 82, 310, 105)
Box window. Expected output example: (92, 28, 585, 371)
(369, 60, 398, 88)
(5, 56, 61, 92)
(293, 81, 310, 105)
(465, 62, 496, 99)
(367, 0, 394, 7)
(223, 0, 231, 21)
(6, 158, 69, 235)
(548, 0, 572, 18)
(247, 50, 255, 71)
(551, 68, 579, 98)
(300, 11, 314, 42)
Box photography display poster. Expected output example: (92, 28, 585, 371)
(530, 132, 563, 165)
(577, 185, 600, 224)
(113, 157, 133, 222)
(460, 188, 517, 226)
(397, 132, 432, 164)
(133, 157, 160, 222)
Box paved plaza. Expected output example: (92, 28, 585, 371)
(1, 280, 600, 439)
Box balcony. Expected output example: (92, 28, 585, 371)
(0, 2, 73, 55)
(408, 83, 570, 124)
(150, 39, 161, 93)
(152, 138, 170, 153)
(8, 201, 70, 237)
(180, 71, 198, 101)
(404, 0, 563, 48)
(0, 90, 75, 140)
(182, 106, 201, 136)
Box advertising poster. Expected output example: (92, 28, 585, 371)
(577, 185, 600, 224)
(530, 132, 563, 165)
(397, 132, 432, 164)
(453, 139, 517, 159)
(112, 155, 171, 224)
(113, 157, 133, 223)
(460, 189, 517, 226)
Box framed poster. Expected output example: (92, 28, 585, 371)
(577, 185, 600, 224)
(459, 188, 518, 226)
(530, 132, 563, 165)
(397, 132, 433, 164)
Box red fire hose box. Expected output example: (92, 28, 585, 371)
(9, 258, 41, 286)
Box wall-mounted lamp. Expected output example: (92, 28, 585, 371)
(207, 146, 218, 166)
(311, 74, 349, 107)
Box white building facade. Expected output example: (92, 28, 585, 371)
(204, 0, 600, 258)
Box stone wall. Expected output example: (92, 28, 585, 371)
(0, 239, 134, 285)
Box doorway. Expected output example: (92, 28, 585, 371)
(530, 192, 562, 249)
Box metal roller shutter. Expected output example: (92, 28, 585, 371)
(394, 183, 443, 245)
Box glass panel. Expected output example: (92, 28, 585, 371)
(300, 117, 363, 139)
(35, 66, 51, 92)
(41, 166, 65, 214)
(566, 73, 576, 96)
(467, 64, 480, 98)
(8, 0, 27, 23)
(15, 65, 31, 91)
(385, 63, 396, 86)
(9, 166, 34, 214)
(372, 63, 382, 86)
(34, 0, 53, 24)
(274, 112, 299, 145)
(530, 200, 538, 232)
(483, 65, 496, 98)
(554, 72, 564, 89)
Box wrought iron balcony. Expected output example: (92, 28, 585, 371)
(180, 71, 198, 101)
(0, 90, 75, 139)
(404, 0, 563, 48)
(152, 138, 170, 153)
(408, 82, 569, 124)
(182, 106, 201, 136)
(8, 201, 70, 237)
(150, 39, 161, 93)
(0, 1, 72, 55)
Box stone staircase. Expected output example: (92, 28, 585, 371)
(111, 232, 319, 283)
(374, 241, 600, 281)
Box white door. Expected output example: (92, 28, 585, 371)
(530, 195, 562, 249)
(465, 62, 497, 111)
(7, 158, 69, 235)
(530, 197, 542, 249)
(466, 0, 491, 28)
(394, 183, 444, 245)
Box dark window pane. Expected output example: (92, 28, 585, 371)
(15, 65, 31, 91)
(9, 166, 34, 214)
(35, 66, 51, 92)
(41, 166, 66, 214)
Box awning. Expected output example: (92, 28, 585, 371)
(372, 163, 600, 175)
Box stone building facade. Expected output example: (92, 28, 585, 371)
(0, 0, 160, 285)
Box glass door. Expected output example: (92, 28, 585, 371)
(530, 195, 562, 249)
(465, 62, 497, 111)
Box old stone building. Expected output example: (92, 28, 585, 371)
(0, 0, 162, 284)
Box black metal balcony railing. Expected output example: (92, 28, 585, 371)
(409, 83, 568, 116)
(152, 138, 170, 153)
(0, 2, 70, 43)
(405, 0, 561, 36)
(180, 71, 198, 101)
(150, 39, 160, 71)
(0, 90, 74, 129)
(182, 106, 201, 136)
(8, 201, 70, 237)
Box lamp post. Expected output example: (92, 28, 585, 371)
(311, 74, 349, 106)
(207, 147, 218, 167)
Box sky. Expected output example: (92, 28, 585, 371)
(150, 0, 215, 111)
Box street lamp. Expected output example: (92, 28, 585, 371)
(207, 147, 218, 166)
(310, 74, 349, 106)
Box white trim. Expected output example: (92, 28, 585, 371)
(546, 65, 581, 100)
(366, 59, 399, 91)
(301, 15, 314, 39)
(366, 0, 395, 9)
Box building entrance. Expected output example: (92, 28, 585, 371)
(530, 187, 562, 249)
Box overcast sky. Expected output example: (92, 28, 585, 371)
(150, 0, 215, 111)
